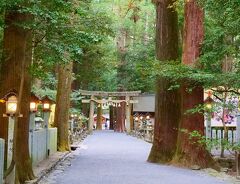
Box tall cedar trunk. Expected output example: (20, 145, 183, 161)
(130, 103, 134, 130)
(113, 106, 117, 131)
(54, 62, 73, 152)
(116, 26, 127, 132)
(96, 103, 102, 130)
(173, 0, 217, 169)
(81, 104, 89, 117)
(0, 11, 35, 183)
(148, 0, 180, 163)
(109, 105, 114, 130)
(115, 97, 126, 132)
(71, 62, 90, 116)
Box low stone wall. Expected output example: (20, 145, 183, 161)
(29, 128, 57, 166)
(0, 139, 4, 184)
(48, 128, 57, 155)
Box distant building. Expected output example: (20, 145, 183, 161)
(133, 94, 155, 123)
(133, 94, 155, 113)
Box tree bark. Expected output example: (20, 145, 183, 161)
(115, 97, 126, 132)
(148, 0, 180, 163)
(173, 0, 217, 169)
(113, 106, 117, 131)
(0, 10, 35, 183)
(96, 103, 103, 130)
(116, 26, 127, 133)
(109, 105, 114, 130)
(174, 83, 216, 168)
(54, 62, 73, 152)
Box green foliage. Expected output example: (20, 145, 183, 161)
(188, 130, 240, 155)
(152, 0, 240, 93)
(101, 0, 156, 92)
(154, 62, 240, 89)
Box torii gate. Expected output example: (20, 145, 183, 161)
(79, 90, 141, 133)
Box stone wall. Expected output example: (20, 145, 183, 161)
(0, 139, 4, 184)
(29, 128, 57, 165)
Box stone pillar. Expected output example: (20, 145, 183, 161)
(0, 139, 4, 184)
(29, 112, 35, 132)
(7, 118, 14, 168)
(88, 96, 94, 133)
(237, 114, 240, 142)
(205, 114, 211, 139)
(43, 111, 50, 157)
(125, 96, 131, 133)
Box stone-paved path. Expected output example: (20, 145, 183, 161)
(40, 130, 232, 184)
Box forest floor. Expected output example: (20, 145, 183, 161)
(37, 131, 237, 184)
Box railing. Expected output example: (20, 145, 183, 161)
(211, 126, 236, 144)
(132, 126, 237, 145)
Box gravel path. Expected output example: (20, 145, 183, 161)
(41, 130, 232, 184)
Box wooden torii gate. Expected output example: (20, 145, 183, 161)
(79, 90, 141, 133)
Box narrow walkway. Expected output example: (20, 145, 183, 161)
(52, 131, 230, 184)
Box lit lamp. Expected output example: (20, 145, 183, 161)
(41, 96, 54, 112)
(134, 116, 139, 131)
(6, 95, 17, 116)
(204, 96, 214, 111)
(30, 102, 36, 112)
(204, 91, 214, 139)
(30, 93, 40, 112)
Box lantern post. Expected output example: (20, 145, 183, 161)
(204, 92, 214, 139)
(29, 93, 40, 131)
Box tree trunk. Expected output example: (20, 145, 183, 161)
(148, 0, 180, 164)
(113, 106, 117, 131)
(0, 11, 35, 183)
(174, 83, 216, 168)
(115, 97, 126, 132)
(96, 103, 102, 130)
(54, 62, 73, 152)
(220, 92, 228, 158)
(173, 0, 217, 169)
(109, 105, 114, 130)
(116, 24, 127, 132)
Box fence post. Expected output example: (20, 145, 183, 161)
(0, 139, 4, 184)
